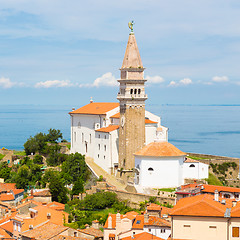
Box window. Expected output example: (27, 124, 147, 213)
(184, 225, 191, 227)
(78, 122, 81, 128)
(104, 156, 105, 159)
(138, 89, 141, 94)
(161, 229, 166, 233)
(130, 89, 133, 94)
(18, 223, 20, 232)
(105, 135, 107, 139)
(134, 89, 137, 94)
(209, 226, 217, 228)
(98, 144, 100, 150)
(74, 132, 76, 142)
(189, 164, 195, 168)
(233, 227, 240, 237)
(104, 145, 106, 151)
(148, 167, 154, 171)
(98, 154, 99, 158)
(90, 134, 91, 143)
(74, 232, 77, 237)
(82, 133, 84, 143)
(14, 222, 17, 231)
(148, 229, 151, 232)
(136, 220, 141, 224)
(99, 134, 100, 138)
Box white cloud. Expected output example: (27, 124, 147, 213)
(168, 78, 193, 87)
(179, 78, 192, 85)
(212, 76, 229, 82)
(35, 80, 74, 88)
(0, 77, 16, 88)
(79, 72, 117, 88)
(146, 75, 164, 84)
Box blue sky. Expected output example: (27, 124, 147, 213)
(1, 0, 240, 106)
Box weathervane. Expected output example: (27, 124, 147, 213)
(128, 21, 134, 33)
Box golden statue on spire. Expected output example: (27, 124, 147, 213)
(128, 21, 134, 33)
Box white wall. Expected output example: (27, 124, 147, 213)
(183, 162, 209, 180)
(135, 156, 185, 188)
(143, 226, 171, 240)
(145, 110, 161, 127)
(145, 125, 157, 145)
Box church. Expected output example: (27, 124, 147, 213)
(69, 26, 208, 189)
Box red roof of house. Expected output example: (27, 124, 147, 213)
(69, 102, 119, 115)
(170, 194, 240, 217)
(0, 183, 16, 192)
(11, 189, 24, 195)
(95, 125, 119, 133)
(201, 184, 240, 194)
(135, 142, 186, 157)
(0, 226, 12, 238)
(0, 220, 13, 233)
(145, 119, 157, 124)
(0, 194, 14, 201)
(121, 232, 164, 240)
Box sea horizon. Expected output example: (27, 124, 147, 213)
(0, 104, 240, 159)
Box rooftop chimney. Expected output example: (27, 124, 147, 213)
(232, 201, 237, 207)
(144, 213, 149, 223)
(108, 215, 112, 229)
(90, 97, 93, 103)
(72, 107, 75, 111)
(92, 220, 99, 229)
(214, 190, 219, 202)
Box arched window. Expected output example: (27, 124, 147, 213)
(134, 89, 137, 94)
(138, 89, 141, 94)
(78, 122, 81, 128)
(130, 89, 133, 94)
(189, 164, 195, 168)
(148, 167, 154, 171)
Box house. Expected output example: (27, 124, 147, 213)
(183, 158, 209, 180)
(170, 193, 240, 240)
(11, 201, 68, 239)
(78, 220, 103, 240)
(120, 232, 164, 240)
(32, 189, 52, 203)
(21, 221, 85, 240)
(175, 183, 240, 202)
(104, 210, 171, 240)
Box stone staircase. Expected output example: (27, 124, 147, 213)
(85, 157, 127, 192)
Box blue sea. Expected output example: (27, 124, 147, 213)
(0, 104, 240, 158)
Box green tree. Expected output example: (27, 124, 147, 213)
(72, 177, 84, 196)
(62, 153, 89, 184)
(15, 165, 30, 189)
(46, 128, 63, 143)
(33, 155, 43, 165)
(49, 171, 68, 203)
(0, 162, 11, 180)
(46, 144, 61, 166)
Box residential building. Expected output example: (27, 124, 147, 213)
(176, 183, 240, 202)
(170, 193, 240, 240)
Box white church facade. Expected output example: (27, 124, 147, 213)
(69, 27, 208, 189)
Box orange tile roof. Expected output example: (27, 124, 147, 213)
(111, 112, 120, 118)
(0, 183, 16, 192)
(11, 189, 24, 195)
(121, 232, 164, 240)
(52, 236, 87, 240)
(201, 184, 240, 194)
(33, 189, 51, 197)
(0, 227, 12, 239)
(21, 222, 68, 239)
(78, 227, 103, 238)
(184, 158, 200, 163)
(69, 102, 119, 115)
(145, 119, 157, 124)
(0, 220, 13, 233)
(47, 201, 65, 211)
(0, 194, 14, 201)
(147, 203, 161, 211)
(170, 194, 229, 217)
(135, 142, 186, 157)
(95, 125, 119, 133)
(145, 216, 171, 227)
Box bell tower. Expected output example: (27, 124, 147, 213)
(117, 23, 148, 175)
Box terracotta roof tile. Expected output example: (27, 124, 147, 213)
(170, 194, 229, 217)
(135, 142, 186, 157)
(0, 220, 13, 233)
(184, 158, 200, 163)
(0, 227, 12, 238)
(145, 216, 171, 227)
(11, 189, 24, 195)
(95, 125, 119, 133)
(121, 232, 164, 240)
(0, 183, 16, 192)
(46, 201, 65, 211)
(33, 190, 51, 197)
(51, 236, 87, 240)
(69, 102, 119, 115)
(0, 194, 14, 201)
(78, 227, 103, 238)
(201, 184, 240, 194)
(111, 112, 120, 118)
(21, 222, 68, 239)
(145, 119, 157, 124)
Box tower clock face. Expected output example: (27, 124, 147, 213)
(121, 116, 125, 127)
